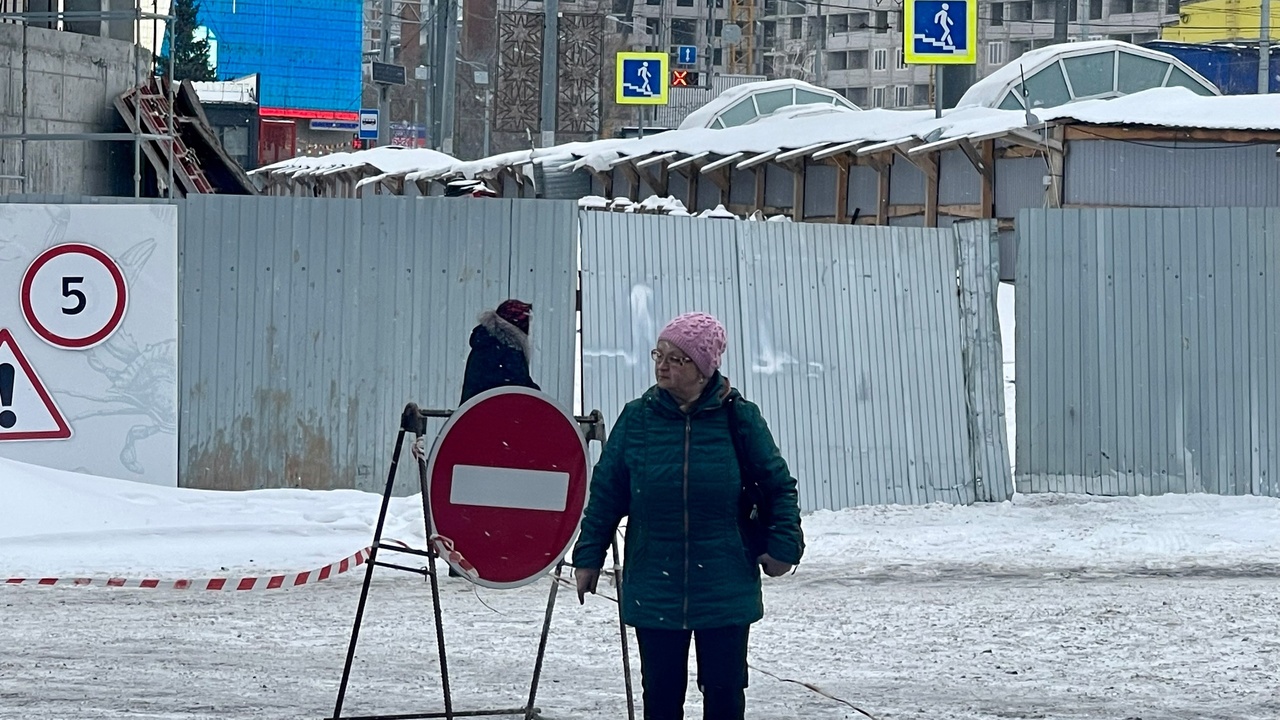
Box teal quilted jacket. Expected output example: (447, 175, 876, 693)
(572, 374, 804, 630)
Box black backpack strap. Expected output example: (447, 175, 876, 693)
(725, 395, 747, 487)
(727, 396, 763, 512)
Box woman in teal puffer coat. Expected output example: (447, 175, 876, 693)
(572, 311, 804, 720)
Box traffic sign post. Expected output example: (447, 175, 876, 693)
(616, 51, 669, 140)
(903, 0, 977, 118)
(328, 395, 630, 720)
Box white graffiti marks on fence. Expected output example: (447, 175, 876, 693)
(752, 318, 798, 375)
(583, 283, 657, 367)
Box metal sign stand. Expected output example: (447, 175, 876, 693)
(327, 402, 631, 720)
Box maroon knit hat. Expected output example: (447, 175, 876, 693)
(496, 299, 533, 334)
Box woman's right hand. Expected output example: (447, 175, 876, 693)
(575, 567, 601, 604)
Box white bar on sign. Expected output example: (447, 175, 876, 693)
(450, 465, 570, 512)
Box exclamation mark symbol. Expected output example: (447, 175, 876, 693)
(0, 363, 15, 429)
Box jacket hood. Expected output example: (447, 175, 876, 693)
(475, 309, 531, 360)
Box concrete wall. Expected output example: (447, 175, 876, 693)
(0, 23, 150, 196)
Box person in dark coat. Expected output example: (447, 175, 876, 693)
(460, 298, 540, 404)
(411, 298, 540, 467)
(572, 311, 804, 720)
(415, 299, 542, 578)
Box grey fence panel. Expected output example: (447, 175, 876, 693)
(179, 195, 577, 492)
(582, 213, 1008, 510)
(1016, 207, 1280, 496)
(580, 213, 745, 428)
(1064, 141, 1280, 208)
(956, 221, 1014, 502)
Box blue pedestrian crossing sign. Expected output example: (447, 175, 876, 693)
(615, 52, 669, 105)
(676, 45, 697, 66)
(903, 0, 977, 64)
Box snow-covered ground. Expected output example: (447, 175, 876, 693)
(6, 454, 1280, 580)
(4, 284, 1280, 719)
(3, 453, 1280, 719)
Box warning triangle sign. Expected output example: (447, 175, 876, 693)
(0, 328, 72, 441)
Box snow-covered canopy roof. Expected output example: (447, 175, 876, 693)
(562, 87, 1279, 175)
(250, 146, 458, 184)
(957, 40, 1219, 111)
(254, 86, 1279, 190)
(678, 79, 860, 130)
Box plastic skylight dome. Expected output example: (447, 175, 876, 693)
(679, 79, 860, 130)
(957, 40, 1219, 111)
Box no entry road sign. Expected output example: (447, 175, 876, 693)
(424, 387, 589, 589)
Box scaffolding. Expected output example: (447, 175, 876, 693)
(726, 0, 756, 75)
(0, 0, 176, 197)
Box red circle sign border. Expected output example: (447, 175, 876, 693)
(20, 242, 129, 350)
(423, 386, 590, 590)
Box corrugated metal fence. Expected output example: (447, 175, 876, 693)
(580, 213, 1012, 510)
(177, 196, 578, 492)
(1016, 208, 1280, 497)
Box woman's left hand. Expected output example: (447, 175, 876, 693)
(757, 553, 793, 577)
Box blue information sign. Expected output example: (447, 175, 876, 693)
(903, 0, 978, 64)
(615, 52, 669, 105)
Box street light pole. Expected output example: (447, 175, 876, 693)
(1262, 0, 1272, 94)
(378, 0, 392, 146)
(484, 85, 492, 156)
(440, 0, 459, 155)
(540, 0, 559, 147)
(459, 57, 494, 157)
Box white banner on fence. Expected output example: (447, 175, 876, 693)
(0, 204, 178, 486)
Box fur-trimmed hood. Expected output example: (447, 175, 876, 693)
(475, 309, 531, 360)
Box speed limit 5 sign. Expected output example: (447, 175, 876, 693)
(20, 243, 128, 349)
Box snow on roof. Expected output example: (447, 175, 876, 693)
(678, 78, 857, 130)
(1036, 86, 1280, 131)
(957, 40, 1217, 109)
(560, 87, 1280, 175)
(254, 86, 1280, 189)
(400, 140, 637, 184)
(192, 74, 259, 105)
(252, 147, 458, 179)
(565, 106, 1010, 173)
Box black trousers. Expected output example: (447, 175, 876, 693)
(634, 625, 750, 720)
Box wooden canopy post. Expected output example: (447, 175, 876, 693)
(922, 153, 939, 227)
(867, 154, 891, 225)
(833, 155, 850, 224)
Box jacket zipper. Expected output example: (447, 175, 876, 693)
(682, 415, 691, 628)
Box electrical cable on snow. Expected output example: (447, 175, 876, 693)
(550, 574, 881, 720)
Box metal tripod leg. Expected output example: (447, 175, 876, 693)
(612, 537, 635, 720)
(418, 438, 455, 720)
(333, 428, 409, 719)
(522, 563, 564, 720)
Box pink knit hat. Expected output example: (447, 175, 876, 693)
(658, 312, 727, 378)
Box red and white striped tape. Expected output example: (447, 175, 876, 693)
(3, 546, 375, 591)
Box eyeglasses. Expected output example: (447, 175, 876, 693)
(651, 349, 694, 368)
